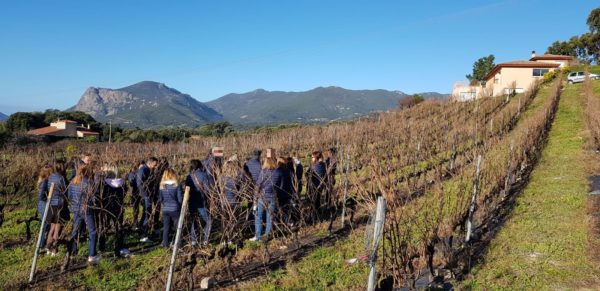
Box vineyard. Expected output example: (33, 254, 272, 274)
(1, 72, 596, 290)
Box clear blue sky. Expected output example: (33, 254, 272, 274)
(0, 0, 596, 114)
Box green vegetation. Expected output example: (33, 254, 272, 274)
(463, 82, 600, 289)
(546, 8, 600, 64)
(466, 54, 495, 84)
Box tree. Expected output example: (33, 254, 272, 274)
(546, 37, 578, 57)
(466, 55, 495, 85)
(398, 94, 425, 109)
(4, 112, 45, 133)
(587, 7, 600, 33)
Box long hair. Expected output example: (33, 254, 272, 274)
(52, 160, 66, 175)
(72, 165, 93, 185)
(222, 160, 239, 178)
(160, 168, 178, 189)
(37, 165, 52, 185)
(262, 157, 277, 170)
(190, 159, 204, 172)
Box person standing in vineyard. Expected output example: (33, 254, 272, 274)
(307, 151, 326, 221)
(158, 168, 183, 248)
(324, 148, 338, 214)
(291, 152, 304, 197)
(99, 165, 129, 257)
(36, 165, 52, 252)
(137, 157, 158, 242)
(44, 160, 68, 256)
(186, 159, 212, 246)
(244, 149, 262, 185)
(277, 157, 294, 225)
(66, 165, 100, 264)
(250, 157, 283, 241)
(128, 161, 144, 229)
(204, 147, 224, 186)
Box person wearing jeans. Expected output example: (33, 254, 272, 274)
(67, 164, 99, 263)
(251, 157, 283, 241)
(137, 157, 158, 242)
(186, 159, 212, 245)
(158, 168, 183, 248)
(255, 199, 277, 239)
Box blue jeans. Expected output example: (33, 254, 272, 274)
(140, 196, 152, 236)
(162, 211, 179, 247)
(190, 207, 212, 243)
(69, 212, 97, 257)
(255, 199, 276, 240)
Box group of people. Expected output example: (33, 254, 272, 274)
(35, 147, 338, 264)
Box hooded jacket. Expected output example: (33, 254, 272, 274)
(103, 178, 126, 214)
(159, 182, 183, 213)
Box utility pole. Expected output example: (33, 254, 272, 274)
(109, 119, 112, 143)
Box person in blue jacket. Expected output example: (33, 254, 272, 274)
(70, 153, 91, 181)
(251, 157, 283, 241)
(185, 159, 211, 246)
(244, 149, 262, 185)
(307, 151, 326, 220)
(36, 165, 52, 252)
(128, 161, 145, 229)
(158, 168, 183, 248)
(137, 157, 158, 242)
(67, 165, 100, 263)
(221, 157, 244, 208)
(44, 160, 68, 255)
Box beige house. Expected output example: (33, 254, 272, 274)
(27, 120, 99, 138)
(452, 51, 577, 100)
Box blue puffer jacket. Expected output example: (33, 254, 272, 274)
(186, 169, 210, 210)
(221, 174, 241, 205)
(159, 182, 183, 213)
(203, 156, 222, 185)
(38, 178, 49, 203)
(48, 173, 67, 207)
(136, 165, 151, 197)
(244, 158, 262, 184)
(310, 162, 326, 189)
(257, 168, 283, 202)
(68, 178, 95, 214)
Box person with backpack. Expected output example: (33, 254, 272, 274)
(44, 160, 68, 256)
(67, 165, 100, 263)
(185, 159, 211, 246)
(251, 157, 283, 241)
(158, 168, 183, 248)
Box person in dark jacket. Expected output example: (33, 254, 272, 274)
(277, 157, 294, 225)
(251, 157, 283, 241)
(244, 149, 262, 185)
(44, 160, 68, 255)
(221, 158, 244, 208)
(185, 159, 211, 246)
(324, 147, 338, 210)
(158, 168, 183, 248)
(291, 152, 304, 197)
(99, 165, 129, 257)
(67, 165, 100, 263)
(137, 157, 158, 242)
(204, 148, 223, 186)
(307, 151, 326, 220)
(36, 165, 52, 251)
(128, 161, 145, 228)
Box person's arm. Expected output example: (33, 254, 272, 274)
(38, 179, 48, 202)
(136, 168, 146, 197)
(177, 186, 183, 205)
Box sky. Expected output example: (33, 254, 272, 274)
(0, 0, 597, 114)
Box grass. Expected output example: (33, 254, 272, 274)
(238, 229, 369, 290)
(462, 81, 600, 290)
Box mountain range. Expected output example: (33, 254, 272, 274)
(0, 112, 7, 122)
(69, 81, 447, 128)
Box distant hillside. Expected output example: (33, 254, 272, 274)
(69, 81, 223, 128)
(0, 112, 7, 122)
(207, 87, 444, 125)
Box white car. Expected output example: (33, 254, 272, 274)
(567, 71, 600, 84)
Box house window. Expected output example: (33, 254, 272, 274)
(504, 88, 524, 95)
(533, 68, 550, 77)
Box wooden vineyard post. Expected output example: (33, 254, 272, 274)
(29, 183, 55, 283)
(367, 196, 386, 291)
(340, 153, 350, 228)
(166, 186, 191, 291)
(466, 155, 483, 243)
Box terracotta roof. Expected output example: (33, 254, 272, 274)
(530, 54, 574, 61)
(27, 126, 64, 135)
(484, 61, 560, 81)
